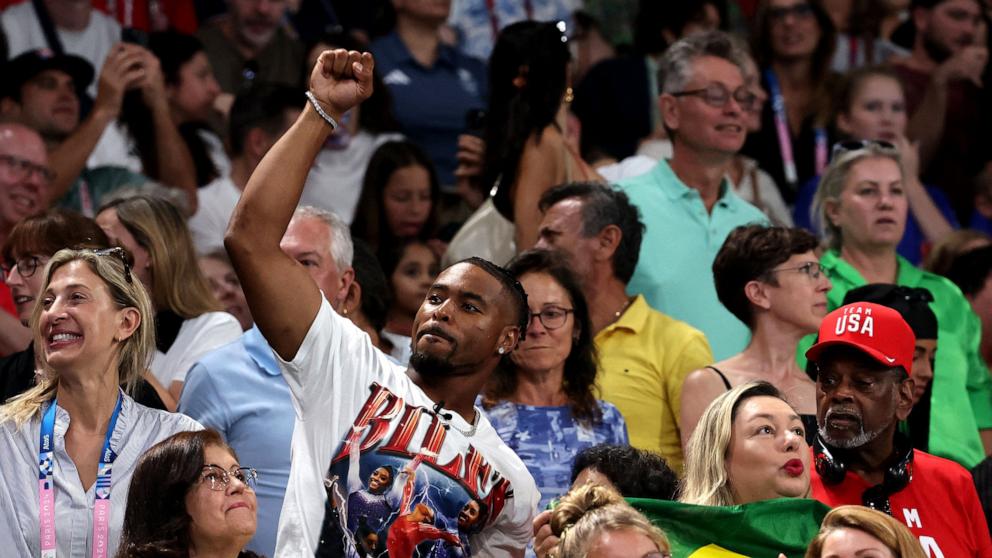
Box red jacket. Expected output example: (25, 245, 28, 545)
(812, 448, 992, 557)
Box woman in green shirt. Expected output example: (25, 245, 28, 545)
(807, 142, 992, 468)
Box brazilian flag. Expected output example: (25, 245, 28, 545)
(629, 497, 830, 557)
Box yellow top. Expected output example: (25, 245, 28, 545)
(594, 295, 713, 473)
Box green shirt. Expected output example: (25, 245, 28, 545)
(56, 166, 148, 215)
(617, 159, 769, 360)
(798, 249, 992, 468)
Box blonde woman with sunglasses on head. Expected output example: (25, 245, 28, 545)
(0, 248, 201, 557)
(807, 140, 992, 469)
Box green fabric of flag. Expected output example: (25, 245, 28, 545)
(628, 497, 830, 557)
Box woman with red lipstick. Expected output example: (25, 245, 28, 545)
(794, 66, 957, 265)
(117, 429, 262, 558)
(351, 141, 441, 254)
(681, 225, 831, 447)
(807, 142, 991, 469)
(481, 250, 628, 511)
(681, 381, 811, 506)
(0, 248, 201, 557)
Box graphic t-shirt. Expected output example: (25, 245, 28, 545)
(274, 298, 539, 557)
(811, 449, 992, 557)
(483, 400, 628, 510)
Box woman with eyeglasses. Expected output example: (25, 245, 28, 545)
(95, 195, 242, 407)
(681, 225, 830, 447)
(744, 0, 837, 203)
(481, 250, 627, 511)
(1, 209, 168, 409)
(806, 141, 992, 469)
(116, 429, 260, 558)
(0, 248, 201, 557)
(793, 66, 956, 265)
(446, 20, 602, 265)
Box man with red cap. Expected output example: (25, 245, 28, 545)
(807, 301, 992, 557)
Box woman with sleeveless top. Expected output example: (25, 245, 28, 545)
(445, 20, 601, 265)
(680, 225, 831, 446)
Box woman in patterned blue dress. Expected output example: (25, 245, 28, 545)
(481, 249, 628, 510)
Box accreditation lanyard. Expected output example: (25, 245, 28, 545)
(38, 393, 123, 558)
(765, 69, 828, 186)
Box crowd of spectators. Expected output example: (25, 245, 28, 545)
(4, 0, 992, 557)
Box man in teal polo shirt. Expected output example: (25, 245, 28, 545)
(616, 31, 768, 360)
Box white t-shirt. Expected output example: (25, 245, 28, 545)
(150, 311, 242, 386)
(188, 174, 241, 255)
(301, 131, 403, 224)
(87, 121, 142, 173)
(199, 128, 231, 180)
(2, 3, 120, 97)
(274, 297, 539, 557)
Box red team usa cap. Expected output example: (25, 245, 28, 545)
(806, 302, 916, 376)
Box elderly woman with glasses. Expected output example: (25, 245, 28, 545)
(481, 250, 627, 511)
(0, 248, 201, 557)
(117, 429, 261, 558)
(803, 141, 992, 469)
(681, 225, 831, 446)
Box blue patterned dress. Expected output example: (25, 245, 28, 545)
(482, 400, 629, 510)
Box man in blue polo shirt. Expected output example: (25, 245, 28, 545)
(370, 0, 486, 189)
(616, 31, 768, 360)
(178, 206, 355, 558)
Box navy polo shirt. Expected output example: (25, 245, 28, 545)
(370, 32, 487, 188)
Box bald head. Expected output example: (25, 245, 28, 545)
(0, 123, 49, 242)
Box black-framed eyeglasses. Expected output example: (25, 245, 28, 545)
(92, 247, 133, 284)
(529, 306, 574, 330)
(830, 139, 897, 160)
(769, 3, 814, 22)
(1, 255, 49, 281)
(671, 83, 758, 111)
(767, 261, 824, 280)
(199, 464, 258, 491)
(0, 153, 55, 184)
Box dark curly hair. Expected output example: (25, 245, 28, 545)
(482, 249, 601, 424)
(570, 444, 679, 501)
(116, 430, 262, 558)
(713, 224, 819, 327)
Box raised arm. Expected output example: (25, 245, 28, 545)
(225, 49, 374, 360)
(47, 44, 144, 205)
(137, 47, 199, 213)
